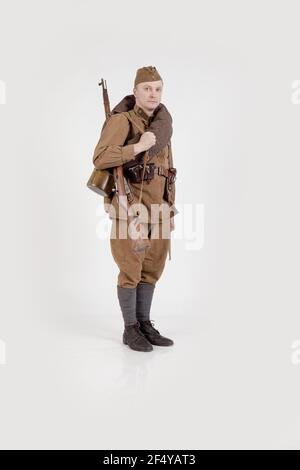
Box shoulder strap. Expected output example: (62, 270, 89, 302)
(119, 111, 150, 208)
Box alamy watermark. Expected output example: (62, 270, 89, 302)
(95, 200, 205, 251)
(0, 80, 6, 104)
(0, 340, 6, 365)
(291, 340, 300, 365)
(291, 80, 300, 104)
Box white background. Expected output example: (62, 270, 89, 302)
(0, 0, 300, 450)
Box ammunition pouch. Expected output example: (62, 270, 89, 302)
(124, 163, 156, 184)
(124, 163, 177, 186)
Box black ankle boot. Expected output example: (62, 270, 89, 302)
(123, 321, 153, 352)
(139, 320, 174, 346)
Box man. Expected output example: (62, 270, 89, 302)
(92, 66, 178, 352)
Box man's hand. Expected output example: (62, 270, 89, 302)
(133, 132, 156, 156)
(139, 131, 156, 150)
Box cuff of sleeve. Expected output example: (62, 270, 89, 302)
(121, 144, 135, 164)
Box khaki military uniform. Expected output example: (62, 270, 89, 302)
(92, 103, 178, 288)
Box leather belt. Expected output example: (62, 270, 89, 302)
(124, 163, 176, 184)
(155, 166, 177, 184)
(153, 166, 170, 178)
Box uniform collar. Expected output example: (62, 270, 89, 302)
(133, 103, 154, 124)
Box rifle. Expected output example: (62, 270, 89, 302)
(97, 78, 150, 253)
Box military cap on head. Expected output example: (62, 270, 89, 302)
(134, 65, 163, 87)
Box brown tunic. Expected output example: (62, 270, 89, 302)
(92, 103, 178, 223)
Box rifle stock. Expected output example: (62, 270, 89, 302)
(99, 78, 150, 253)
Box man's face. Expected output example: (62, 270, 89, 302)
(133, 80, 163, 114)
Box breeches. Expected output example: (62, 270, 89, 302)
(110, 218, 170, 288)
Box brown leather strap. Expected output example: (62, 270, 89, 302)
(122, 112, 150, 210)
(153, 166, 169, 178)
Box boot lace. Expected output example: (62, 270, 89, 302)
(142, 319, 160, 335)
